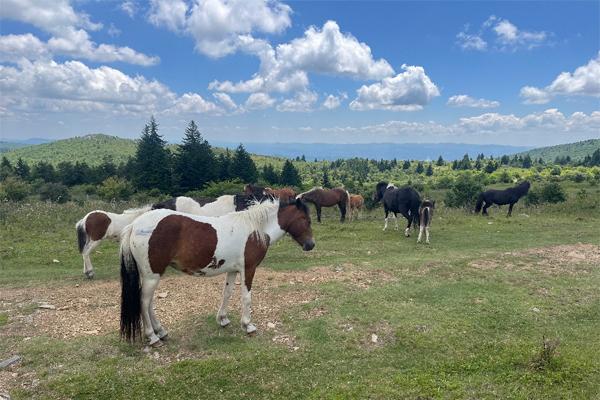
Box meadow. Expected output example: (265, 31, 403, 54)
(1, 183, 599, 399)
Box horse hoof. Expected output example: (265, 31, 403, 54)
(219, 317, 231, 327)
(244, 323, 257, 335)
(158, 332, 169, 341)
(85, 271, 95, 279)
(150, 338, 164, 348)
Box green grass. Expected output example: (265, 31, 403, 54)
(1, 190, 599, 399)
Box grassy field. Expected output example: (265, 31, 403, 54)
(1, 187, 599, 399)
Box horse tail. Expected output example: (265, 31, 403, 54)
(345, 190, 351, 213)
(423, 207, 429, 226)
(474, 193, 485, 213)
(76, 218, 88, 253)
(119, 223, 141, 343)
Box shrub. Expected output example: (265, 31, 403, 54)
(524, 188, 542, 206)
(444, 173, 484, 209)
(571, 173, 586, 183)
(435, 175, 454, 189)
(539, 182, 567, 203)
(550, 166, 561, 176)
(39, 182, 71, 203)
(97, 177, 134, 201)
(198, 179, 244, 197)
(0, 177, 30, 201)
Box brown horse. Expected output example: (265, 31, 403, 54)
(244, 184, 296, 202)
(297, 187, 350, 223)
(348, 194, 364, 221)
(120, 199, 315, 346)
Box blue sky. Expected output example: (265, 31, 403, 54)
(0, 0, 598, 146)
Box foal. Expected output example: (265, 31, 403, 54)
(120, 199, 315, 346)
(417, 200, 435, 244)
(348, 194, 364, 221)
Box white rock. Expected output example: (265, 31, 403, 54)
(371, 333, 378, 343)
(52, 259, 60, 263)
(267, 322, 276, 329)
(38, 304, 56, 310)
(531, 307, 540, 313)
(157, 292, 168, 299)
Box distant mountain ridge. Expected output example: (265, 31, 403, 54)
(516, 139, 600, 162)
(214, 142, 531, 161)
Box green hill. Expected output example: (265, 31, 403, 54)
(517, 139, 600, 162)
(2, 134, 138, 165)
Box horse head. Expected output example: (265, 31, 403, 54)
(373, 181, 388, 202)
(278, 198, 315, 251)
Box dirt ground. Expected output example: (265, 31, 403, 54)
(0, 264, 393, 340)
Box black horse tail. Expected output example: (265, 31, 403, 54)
(474, 193, 485, 213)
(76, 219, 87, 253)
(422, 207, 429, 226)
(120, 224, 141, 343)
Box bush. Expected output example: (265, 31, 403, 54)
(444, 173, 484, 209)
(198, 179, 244, 197)
(97, 177, 134, 201)
(39, 182, 71, 203)
(524, 188, 542, 206)
(0, 177, 30, 201)
(539, 182, 567, 203)
(434, 175, 454, 189)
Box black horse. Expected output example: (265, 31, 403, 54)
(373, 182, 421, 236)
(475, 181, 531, 217)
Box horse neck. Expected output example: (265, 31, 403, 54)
(199, 195, 235, 216)
(231, 203, 285, 246)
(110, 208, 147, 231)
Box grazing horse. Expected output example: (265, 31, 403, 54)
(475, 181, 531, 217)
(348, 194, 364, 221)
(297, 187, 350, 223)
(119, 199, 315, 346)
(372, 182, 421, 236)
(76, 206, 151, 279)
(417, 200, 435, 244)
(244, 184, 296, 202)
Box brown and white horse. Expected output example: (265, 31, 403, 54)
(119, 199, 315, 346)
(348, 194, 364, 221)
(76, 194, 262, 279)
(417, 200, 435, 244)
(296, 187, 350, 223)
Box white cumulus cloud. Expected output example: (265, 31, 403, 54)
(447, 94, 500, 108)
(349, 65, 440, 111)
(457, 16, 549, 52)
(244, 92, 275, 110)
(276, 91, 318, 112)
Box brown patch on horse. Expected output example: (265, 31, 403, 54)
(148, 215, 218, 275)
(85, 212, 111, 241)
(244, 233, 270, 290)
(350, 194, 364, 209)
(266, 187, 296, 201)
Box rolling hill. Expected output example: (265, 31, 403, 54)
(517, 139, 600, 162)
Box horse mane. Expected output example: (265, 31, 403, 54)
(123, 205, 152, 215)
(230, 199, 281, 245)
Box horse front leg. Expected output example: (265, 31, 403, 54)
(403, 212, 411, 237)
(240, 265, 257, 335)
(339, 202, 347, 223)
(482, 202, 490, 216)
(393, 213, 399, 231)
(383, 210, 389, 231)
(507, 203, 514, 217)
(316, 205, 322, 223)
(216, 271, 238, 327)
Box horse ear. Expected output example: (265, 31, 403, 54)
(295, 198, 303, 209)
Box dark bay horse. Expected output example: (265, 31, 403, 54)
(297, 187, 350, 222)
(373, 182, 421, 236)
(475, 181, 531, 217)
(119, 199, 314, 346)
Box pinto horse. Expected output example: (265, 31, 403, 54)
(119, 199, 315, 346)
(348, 194, 364, 221)
(417, 200, 435, 244)
(475, 181, 531, 217)
(297, 187, 350, 223)
(76, 194, 258, 279)
(373, 182, 421, 236)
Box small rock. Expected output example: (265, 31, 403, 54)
(52, 259, 60, 263)
(75, 284, 80, 287)
(57, 306, 70, 311)
(519, 213, 530, 218)
(83, 329, 99, 335)
(157, 292, 168, 299)
(487, 222, 493, 225)
(267, 322, 276, 329)
(38, 304, 56, 310)
(0, 355, 22, 369)
(23, 337, 31, 341)
(371, 334, 378, 343)
(367, 250, 372, 255)
(153, 352, 160, 359)
(292, 346, 300, 351)
(531, 307, 540, 313)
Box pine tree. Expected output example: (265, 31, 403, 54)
(402, 160, 411, 170)
(229, 144, 258, 183)
(0, 157, 13, 180)
(322, 169, 331, 188)
(500, 155, 510, 165)
(133, 116, 172, 192)
(218, 150, 233, 181)
(522, 154, 532, 168)
(262, 164, 279, 185)
(484, 160, 497, 174)
(436, 155, 444, 166)
(14, 158, 30, 180)
(459, 154, 471, 170)
(280, 160, 301, 187)
(32, 161, 57, 182)
(174, 120, 216, 192)
(415, 161, 424, 174)
(425, 163, 433, 176)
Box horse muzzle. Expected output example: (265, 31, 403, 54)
(303, 238, 315, 251)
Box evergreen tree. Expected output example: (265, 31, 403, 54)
(0, 157, 13, 180)
(280, 160, 301, 187)
(425, 163, 433, 176)
(14, 158, 30, 180)
(262, 164, 279, 185)
(474, 159, 482, 170)
(217, 150, 233, 181)
(229, 144, 258, 183)
(500, 155, 510, 165)
(436, 155, 445, 166)
(301, 155, 306, 162)
(522, 154, 532, 168)
(451, 159, 459, 170)
(32, 161, 57, 182)
(322, 169, 331, 188)
(459, 154, 472, 170)
(133, 116, 172, 192)
(415, 161, 425, 174)
(174, 120, 216, 192)
(402, 160, 411, 170)
(484, 160, 497, 174)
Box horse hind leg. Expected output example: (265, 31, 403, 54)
(339, 202, 347, 223)
(383, 210, 389, 231)
(393, 213, 399, 231)
(417, 225, 424, 243)
(425, 226, 430, 244)
(507, 203, 514, 217)
(149, 297, 168, 340)
(316, 205, 322, 223)
(217, 272, 237, 327)
(141, 276, 162, 346)
(482, 202, 490, 216)
(82, 240, 101, 279)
